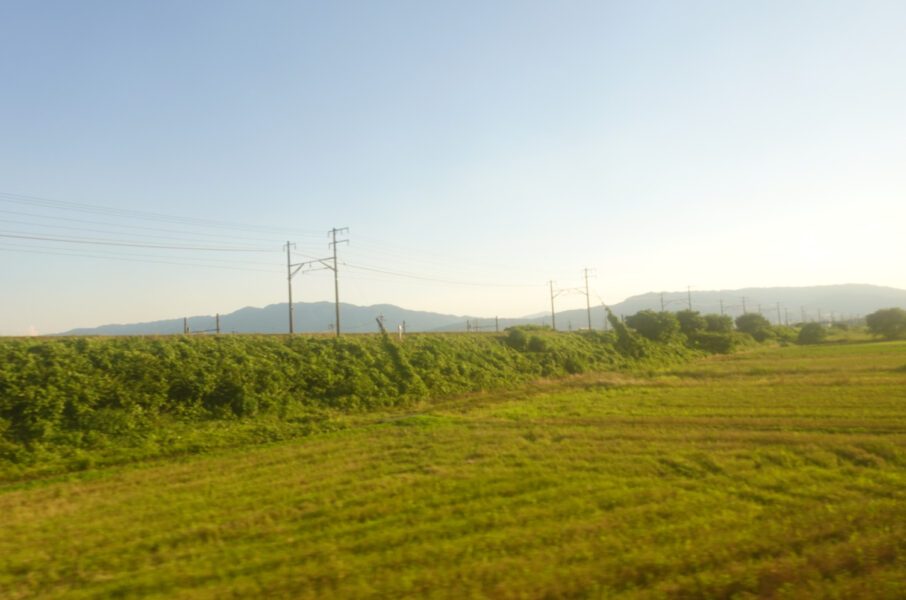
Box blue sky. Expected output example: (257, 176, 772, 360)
(1, 1, 904, 335)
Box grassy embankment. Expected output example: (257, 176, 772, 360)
(0, 327, 697, 481)
(2, 340, 905, 598)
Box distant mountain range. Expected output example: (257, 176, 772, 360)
(58, 284, 906, 336)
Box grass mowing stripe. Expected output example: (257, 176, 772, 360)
(2, 341, 906, 598)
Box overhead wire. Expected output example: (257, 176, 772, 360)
(0, 217, 289, 248)
(0, 232, 278, 252)
(0, 191, 324, 237)
(0, 242, 283, 273)
(0, 208, 292, 245)
(342, 261, 541, 288)
(0, 192, 575, 308)
(350, 234, 559, 279)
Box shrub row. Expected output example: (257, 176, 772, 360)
(0, 328, 698, 470)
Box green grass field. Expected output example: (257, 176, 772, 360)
(3, 341, 906, 599)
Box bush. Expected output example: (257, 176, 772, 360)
(625, 310, 681, 342)
(866, 308, 906, 340)
(506, 328, 528, 351)
(676, 310, 707, 337)
(704, 314, 733, 333)
(691, 332, 736, 354)
(527, 335, 549, 352)
(735, 313, 774, 342)
(797, 323, 827, 345)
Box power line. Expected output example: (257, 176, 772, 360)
(0, 238, 281, 267)
(351, 234, 553, 278)
(0, 242, 282, 273)
(0, 191, 320, 236)
(343, 261, 539, 288)
(0, 208, 288, 244)
(0, 232, 277, 252)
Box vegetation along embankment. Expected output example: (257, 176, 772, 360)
(2, 305, 890, 482)
(3, 333, 905, 598)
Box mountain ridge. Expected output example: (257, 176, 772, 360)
(57, 284, 906, 336)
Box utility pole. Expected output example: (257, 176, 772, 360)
(329, 227, 349, 336)
(719, 298, 724, 315)
(584, 268, 593, 330)
(549, 281, 558, 330)
(687, 285, 692, 311)
(660, 293, 665, 311)
(216, 313, 220, 334)
(286, 241, 294, 333)
(285, 241, 304, 335)
(290, 228, 348, 337)
(183, 317, 189, 335)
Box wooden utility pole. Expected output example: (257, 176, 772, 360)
(584, 268, 593, 330)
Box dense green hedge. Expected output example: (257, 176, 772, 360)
(0, 328, 697, 479)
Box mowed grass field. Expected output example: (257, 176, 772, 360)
(3, 341, 906, 599)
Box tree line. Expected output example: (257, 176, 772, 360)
(621, 306, 906, 348)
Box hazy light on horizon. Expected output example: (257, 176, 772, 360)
(1, 1, 904, 335)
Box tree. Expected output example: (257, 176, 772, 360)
(865, 308, 906, 340)
(735, 313, 773, 341)
(625, 310, 681, 342)
(704, 313, 733, 334)
(797, 322, 827, 345)
(676, 310, 706, 337)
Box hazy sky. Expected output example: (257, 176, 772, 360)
(2, 1, 905, 335)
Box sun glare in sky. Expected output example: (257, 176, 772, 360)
(1, 1, 904, 335)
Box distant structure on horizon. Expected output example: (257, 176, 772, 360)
(55, 284, 906, 336)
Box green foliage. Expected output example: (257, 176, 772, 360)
(772, 325, 798, 345)
(527, 335, 548, 352)
(866, 307, 906, 340)
(0, 329, 699, 479)
(689, 331, 747, 354)
(505, 327, 528, 351)
(735, 312, 774, 341)
(605, 307, 644, 358)
(625, 310, 681, 342)
(797, 322, 828, 345)
(676, 309, 707, 337)
(704, 313, 734, 333)
(4, 342, 906, 599)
